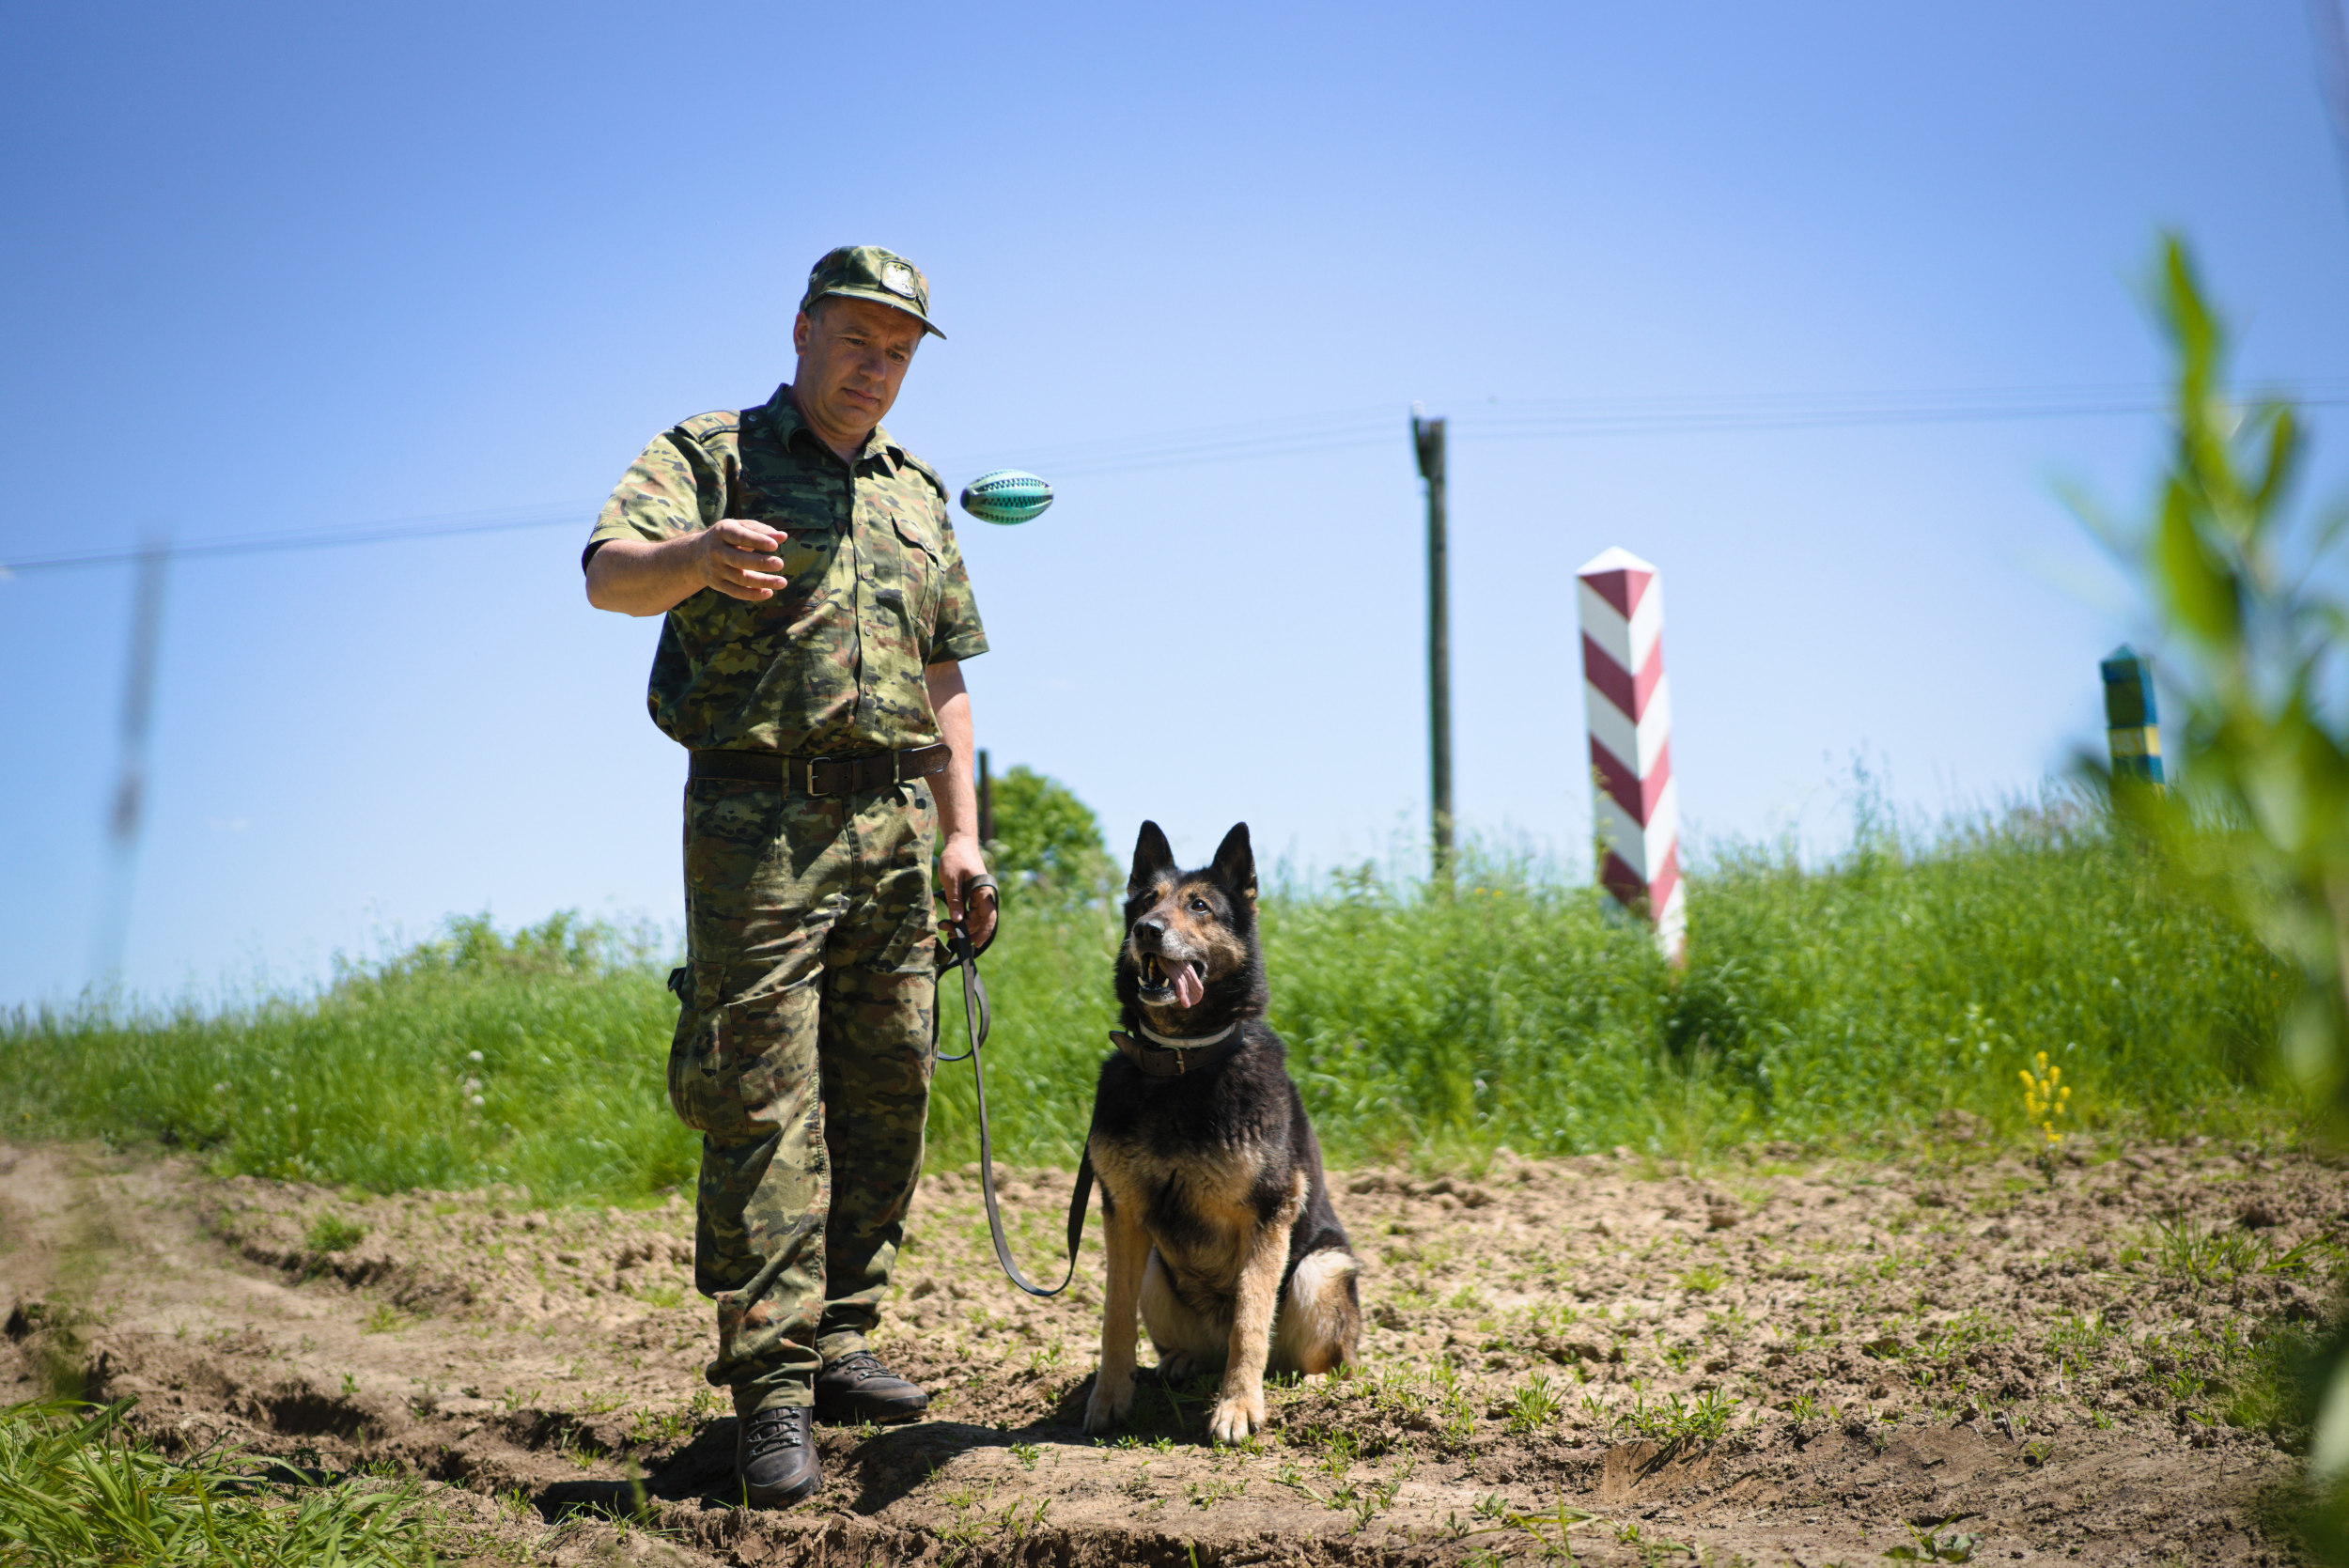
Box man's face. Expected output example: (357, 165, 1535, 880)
(792, 296, 926, 449)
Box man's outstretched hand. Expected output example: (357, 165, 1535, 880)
(693, 520, 789, 601)
(584, 518, 789, 617)
(940, 834, 997, 951)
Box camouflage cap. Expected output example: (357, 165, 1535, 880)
(800, 245, 945, 339)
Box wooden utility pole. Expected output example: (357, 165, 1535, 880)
(93, 535, 169, 985)
(1413, 411, 1454, 878)
(977, 748, 995, 846)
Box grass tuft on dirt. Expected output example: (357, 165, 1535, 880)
(0, 795, 2300, 1205)
(0, 1396, 443, 1567)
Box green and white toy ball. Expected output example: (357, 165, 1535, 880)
(959, 470, 1053, 525)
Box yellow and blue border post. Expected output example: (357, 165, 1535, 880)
(2100, 644, 2163, 786)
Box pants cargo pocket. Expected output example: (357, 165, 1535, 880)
(670, 973, 821, 1141)
(667, 958, 735, 1133)
(667, 1013, 723, 1133)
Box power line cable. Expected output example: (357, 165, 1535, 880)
(950, 380, 2349, 477)
(2, 502, 597, 576)
(8, 380, 2345, 575)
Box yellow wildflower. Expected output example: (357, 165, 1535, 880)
(2018, 1050, 2069, 1145)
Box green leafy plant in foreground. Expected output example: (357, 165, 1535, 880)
(0, 1397, 443, 1567)
(2090, 241, 2349, 1126)
(2079, 236, 2349, 1559)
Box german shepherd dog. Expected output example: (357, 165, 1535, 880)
(1081, 821, 1362, 1443)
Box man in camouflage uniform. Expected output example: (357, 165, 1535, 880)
(583, 245, 994, 1507)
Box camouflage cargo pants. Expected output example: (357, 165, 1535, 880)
(667, 776, 937, 1416)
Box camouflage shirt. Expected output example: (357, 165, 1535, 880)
(586, 385, 988, 753)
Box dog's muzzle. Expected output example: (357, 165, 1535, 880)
(1134, 949, 1206, 1008)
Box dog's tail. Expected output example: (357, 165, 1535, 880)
(1274, 1248, 1362, 1374)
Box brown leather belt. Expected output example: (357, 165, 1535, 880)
(689, 743, 952, 797)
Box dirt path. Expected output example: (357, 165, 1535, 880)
(3, 1135, 2338, 1566)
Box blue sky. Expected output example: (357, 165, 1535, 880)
(5, 1, 2348, 1004)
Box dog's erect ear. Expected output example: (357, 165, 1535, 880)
(1209, 822, 1257, 901)
(1129, 820, 1176, 896)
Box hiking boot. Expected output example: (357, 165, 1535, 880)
(735, 1405, 818, 1507)
(813, 1350, 929, 1425)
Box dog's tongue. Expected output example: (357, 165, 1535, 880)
(1173, 962, 1206, 1010)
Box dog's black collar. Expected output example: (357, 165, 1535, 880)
(1136, 1019, 1237, 1049)
(1109, 1024, 1242, 1078)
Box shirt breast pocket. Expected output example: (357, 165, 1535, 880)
(780, 529, 831, 582)
(760, 521, 833, 604)
(889, 513, 943, 632)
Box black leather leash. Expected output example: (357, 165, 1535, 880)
(935, 874, 1094, 1298)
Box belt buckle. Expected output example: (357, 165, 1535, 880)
(803, 756, 837, 797)
(891, 750, 905, 785)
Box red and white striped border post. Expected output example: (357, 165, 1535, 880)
(1577, 547, 1685, 963)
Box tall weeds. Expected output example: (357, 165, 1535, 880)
(0, 913, 691, 1203)
(0, 800, 2295, 1203)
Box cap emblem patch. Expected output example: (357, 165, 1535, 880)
(879, 263, 918, 299)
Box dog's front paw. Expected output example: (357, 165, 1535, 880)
(1083, 1372, 1135, 1435)
(1208, 1388, 1267, 1444)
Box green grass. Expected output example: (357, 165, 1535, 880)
(2144, 1217, 2331, 1289)
(0, 912, 689, 1204)
(304, 1214, 367, 1253)
(1504, 1374, 1563, 1435)
(0, 796, 2300, 1205)
(0, 1398, 448, 1566)
(932, 793, 2295, 1179)
(1615, 1386, 1741, 1444)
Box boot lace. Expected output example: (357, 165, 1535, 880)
(741, 1405, 806, 1457)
